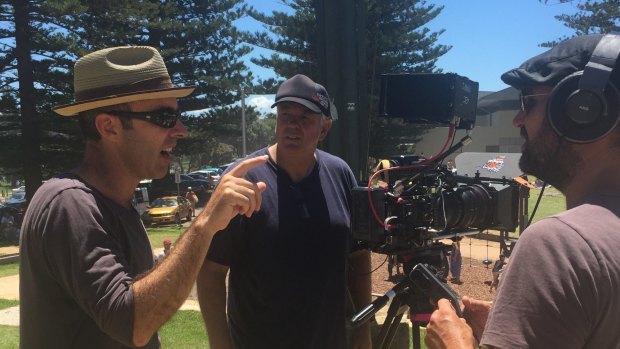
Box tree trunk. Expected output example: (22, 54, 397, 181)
(13, 0, 43, 200)
(315, 0, 368, 182)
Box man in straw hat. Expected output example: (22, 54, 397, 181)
(19, 46, 267, 349)
(424, 33, 620, 348)
(197, 74, 372, 349)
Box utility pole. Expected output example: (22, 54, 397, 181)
(315, 0, 368, 182)
(241, 87, 247, 157)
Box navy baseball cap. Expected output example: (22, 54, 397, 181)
(271, 74, 332, 118)
(501, 34, 607, 90)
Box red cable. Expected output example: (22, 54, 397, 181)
(365, 124, 457, 228)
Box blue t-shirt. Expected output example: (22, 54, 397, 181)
(207, 148, 358, 349)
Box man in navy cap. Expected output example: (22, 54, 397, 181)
(424, 33, 620, 348)
(197, 74, 372, 349)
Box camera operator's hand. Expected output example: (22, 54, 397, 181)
(425, 299, 475, 349)
(462, 296, 492, 343)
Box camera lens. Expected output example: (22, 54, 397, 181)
(433, 184, 494, 230)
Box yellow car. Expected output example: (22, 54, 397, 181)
(143, 196, 193, 225)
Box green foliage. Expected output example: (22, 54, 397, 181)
(0, 262, 19, 278)
(178, 105, 275, 170)
(0, 0, 256, 183)
(368, 118, 432, 160)
(247, 0, 319, 79)
(245, 0, 450, 163)
(540, 0, 620, 46)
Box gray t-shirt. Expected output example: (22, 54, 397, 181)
(481, 194, 620, 349)
(19, 174, 158, 349)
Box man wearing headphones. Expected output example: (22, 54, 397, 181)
(425, 33, 620, 348)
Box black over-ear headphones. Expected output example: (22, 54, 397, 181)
(548, 32, 620, 143)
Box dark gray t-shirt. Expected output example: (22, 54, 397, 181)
(19, 174, 158, 349)
(481, 194, 620, 349)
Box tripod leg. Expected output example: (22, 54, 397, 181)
(412, 322, 422, 349)
(377, 293, 409, 349)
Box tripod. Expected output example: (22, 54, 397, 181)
(350, 263, 461, 349)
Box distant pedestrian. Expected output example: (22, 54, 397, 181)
(490, 253, 507, 292)
(387, 254, 401, 278)
(155, 239, 173, 264)
(185, 187, 198, 216)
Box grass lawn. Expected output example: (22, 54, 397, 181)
(0, 326, 19, 349)
(0, 300, 19, 349)
(159, 310, 209, 349)
(527, 186, 566, 225)
(0, 304, 208, 349)
(146, 225, 186, 250)
(0, 299, 18, 310)
(0, 262, 19, 278)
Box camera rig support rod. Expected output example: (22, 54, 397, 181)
(432, 135, 472, 165)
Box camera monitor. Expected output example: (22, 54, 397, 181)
(379, 73, 479, 130)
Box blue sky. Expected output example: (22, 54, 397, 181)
(241, 0, 579, 113)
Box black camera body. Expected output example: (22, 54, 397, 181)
(352, 163, 519, 255)
(379, 73, 479, 130)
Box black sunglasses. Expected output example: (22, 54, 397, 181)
(519, 93, 550, 114)
(107, 109, 181, 128)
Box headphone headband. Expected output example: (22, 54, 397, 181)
(548, 32, 620, 143)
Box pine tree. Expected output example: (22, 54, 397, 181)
(0, 0, 258, 192)
(540, 0, 619, 46)
(245, 0, 451, 164)
(0, 0, 83, 198)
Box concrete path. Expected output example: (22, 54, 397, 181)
(0, 306, 18, 326)
(0, 234, 506, 327)
(0, 274, 200, 326)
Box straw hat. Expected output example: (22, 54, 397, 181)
(53, 46, 195, 116)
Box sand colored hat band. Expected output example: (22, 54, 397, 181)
(53, 46, 195, 116)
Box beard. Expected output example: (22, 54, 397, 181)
(519, 119, 580, 192)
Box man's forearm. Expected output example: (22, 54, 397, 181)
(348, 250, 372, 348)
(132, 215, 216, 346)
(197, 264, 232, 349)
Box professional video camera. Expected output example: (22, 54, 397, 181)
(349, 73, 522, 349)
(353, 73, 520, 255)
(352, 152, 520, 255)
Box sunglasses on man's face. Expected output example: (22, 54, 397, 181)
(519, 93, 550, 114)
(108, 109, 181, 128)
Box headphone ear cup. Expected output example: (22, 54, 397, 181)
(548, 71, 620, 143)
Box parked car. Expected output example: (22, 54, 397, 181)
(180, 174, 214, 191)
(186, 173, 218, 189)
(0, 204, 21, 242)
(149, 174, 208, 203)
(141, 196, 192, 225)
(4, 190, 27, 216)
(192, 168, 222, 184)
